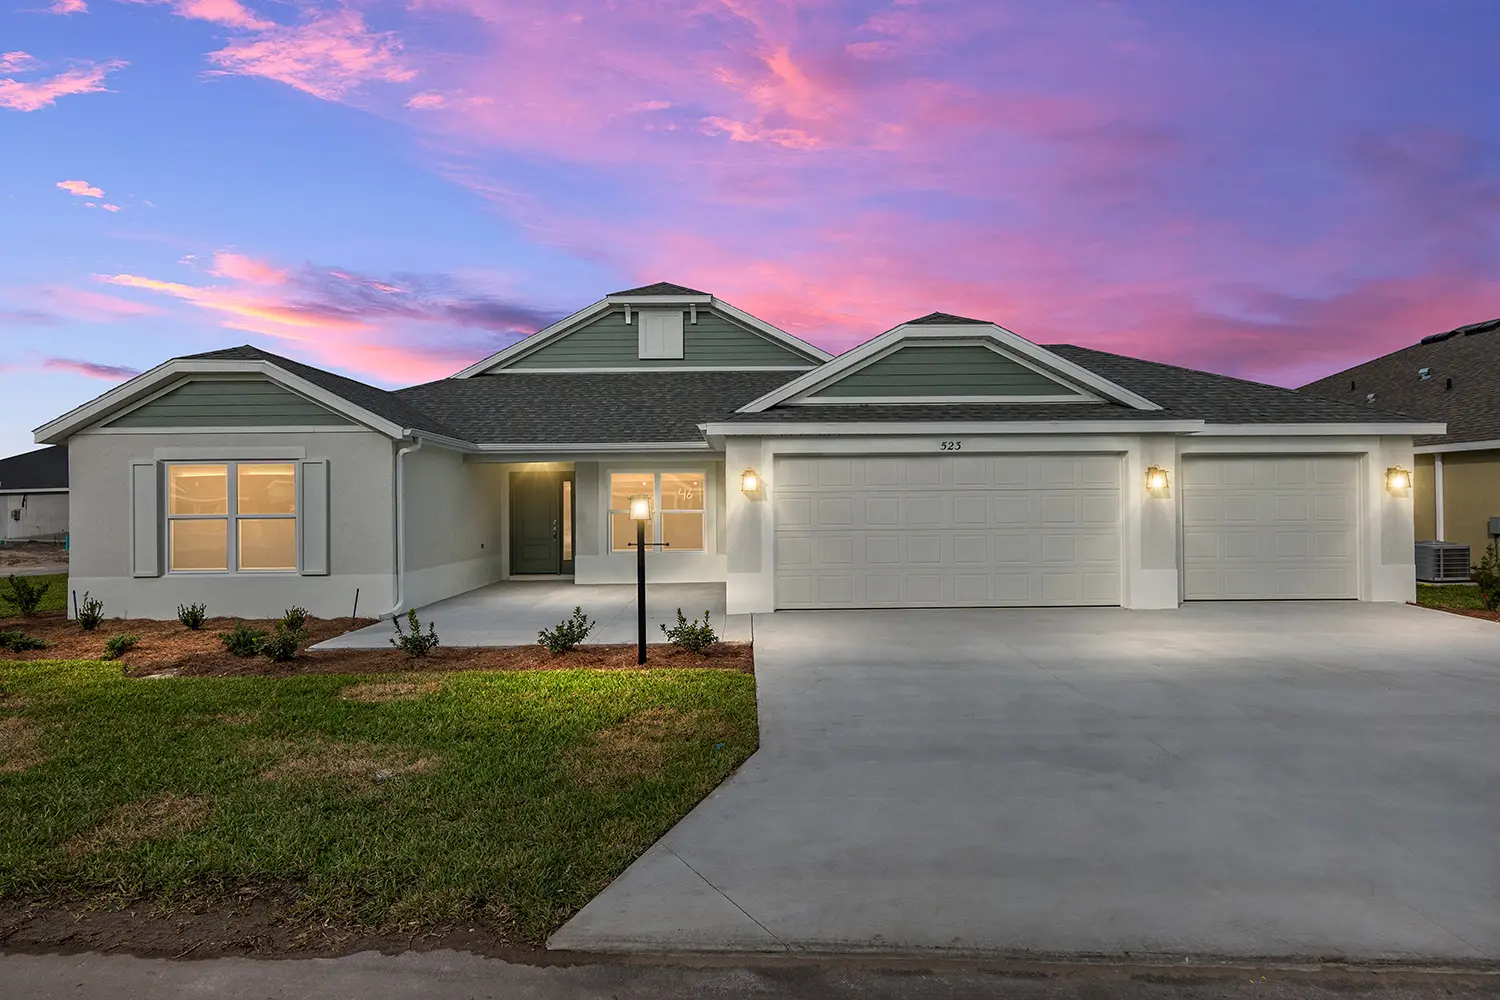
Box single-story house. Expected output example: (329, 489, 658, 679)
(1301, 317, 1500, 562)
(34, 282, 1442, 620)
(0, 445, 68, 542)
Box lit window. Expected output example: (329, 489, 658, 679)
(609, 472, 706, 553)
(167, 462, 297, 573)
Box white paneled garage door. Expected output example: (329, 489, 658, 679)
(773, 454, 1121, 609)
(1182, 456, 1359, 600)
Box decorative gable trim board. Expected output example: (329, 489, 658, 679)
(703, 419, 1209, 436)
(605, 293, 714, 304)
(738, 325, 1162, 413)
(792, 340, 1100, 404)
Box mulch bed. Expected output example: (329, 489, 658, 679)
(1413, 604, 1500, 624)
(1, 611, 754, 676)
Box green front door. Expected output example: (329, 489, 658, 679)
(511, 472, 571, 575)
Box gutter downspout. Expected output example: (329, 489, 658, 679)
(1434, 452, 1445, 541)
(381, 435, 424, 618)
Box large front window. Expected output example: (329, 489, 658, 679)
(167, 462, 297, 573)
(609, 472, 705, 553)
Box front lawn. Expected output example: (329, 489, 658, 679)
(0, 572, 67, 618)
(0, 659, 758, 948)
(1416, 583, 1486, 610)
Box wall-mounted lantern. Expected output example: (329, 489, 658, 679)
(1144, 465, 1171, 497)
(740, 468, 760, 494)
(1386, 466, 1412, 494)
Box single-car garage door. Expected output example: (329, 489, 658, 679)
(1182, 456, 1359, 600)
(773, 454, 1121, 609)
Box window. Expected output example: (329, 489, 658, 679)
(609, 472, 705, 553)
(167, 462, 297, 573)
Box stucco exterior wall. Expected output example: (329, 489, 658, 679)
(1431, 449, 1500, 557)
(1414, 453, 1436, 542)
(2, 492, 68, 540)
(401, 446, 507, 610)
(67, 429, 397, 619)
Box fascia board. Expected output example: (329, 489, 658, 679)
(1413, 438, 1500, 454)
(703, 420, 1208, 436)
(1195, 422, 1448, 437)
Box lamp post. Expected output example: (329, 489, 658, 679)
(628, 493, 653, 665)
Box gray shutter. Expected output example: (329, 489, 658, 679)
(130, 462, 159, 577)
(299, 459, 330, 575)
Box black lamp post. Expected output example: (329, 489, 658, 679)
(628, 493, 653, 665)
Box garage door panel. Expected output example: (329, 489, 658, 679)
(774, 454, 1121, 609)
(1183, 456, 1358, 601)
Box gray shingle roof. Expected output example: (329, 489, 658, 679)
(608, 281, 708, 297)
(182, 346, 465, 439)
(904, 311, 991, 325)
(395, 371, 797, 444)
(1299, 320, 1500, 446)
(0, 445, 67, 492)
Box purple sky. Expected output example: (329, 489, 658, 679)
(2, 0, 1497, 456)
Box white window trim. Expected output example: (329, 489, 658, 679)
(165, 460, 300, 575)
(607, 470, 709, 554)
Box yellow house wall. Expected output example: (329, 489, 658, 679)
(1437, 450, 1500, 556)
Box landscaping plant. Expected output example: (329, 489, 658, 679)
(176, 602, 207, 630)
(259, 624, 304, 663)
(661, 608, 718, 654)
(219, 622, 268, 657)
(101, 633, 140, 661)
(76, 592, 105, 632)
(3, 575, 51, 618)
(280, 606, 308, 631)
(1474, 539, 1500, 612)
(538, 606, 595, 655)
(0, 628, 46, 651)
(390, 609, 440, 658)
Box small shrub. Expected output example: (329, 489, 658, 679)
(390, 609, 440, 658)
(0, 629, 45, 652)
(661, 608, 718, 654)
(538, 606, 595, 656)
(280, 606, 308, 631)
(3, 575, 51, 617)
(177, 602, 207, 630)
(219, 622, 267, 657)
(76, 592, 104, 632)
(101, 633, 139, 661)
(259, 625, 304, 662)
(1474, 540, 1500, 612)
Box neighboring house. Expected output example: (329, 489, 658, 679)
(0, 445, 68, 542)
(34, 282, 1440, 620)
(1301, 317, 1500, 560)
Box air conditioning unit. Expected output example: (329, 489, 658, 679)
(1415, 541, 1470, 584)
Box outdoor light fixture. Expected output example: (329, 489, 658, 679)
(740, 468, 760, 493)
(1144, 465, 1171, 496)
(1386, 466, 1412, 494)
(629, 493, 652, 664)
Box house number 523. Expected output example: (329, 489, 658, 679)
(939, 440, 962, 451)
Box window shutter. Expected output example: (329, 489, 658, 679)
(299, 458, 330, 575)
(130, 461, 160, 577)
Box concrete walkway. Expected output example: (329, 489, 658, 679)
(552, 602, 1500, 961)
(315, 580, 750, 649)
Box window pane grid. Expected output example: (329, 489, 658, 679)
(167, 461, 298, 573)
(609, 472, 706, 553)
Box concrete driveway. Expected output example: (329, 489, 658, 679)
(551, 602, 1500, 961)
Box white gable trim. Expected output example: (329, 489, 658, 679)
(738, 324, 1162, 413)
(452, 294, 832, 377)
(33, 359, 411, 444)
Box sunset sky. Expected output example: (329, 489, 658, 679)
(1, 0, 1497, 456)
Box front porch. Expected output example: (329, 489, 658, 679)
(314, 580, 750, 649)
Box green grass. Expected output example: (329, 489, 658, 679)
(0, 660, 758, 943)
(0, 573, 67, 618)
(1416, 583, 1487, 610)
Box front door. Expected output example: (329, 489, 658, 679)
(511, 472, 573, 575)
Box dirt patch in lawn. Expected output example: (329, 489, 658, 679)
(255, 737, 437, 786)
(0, 715, 43, 773)
(571, 706, 705, 786)
(66, 793, 213, 857)
(0, 542, 67, 569)
(338, 679, 444, 704)
(0, 612, 376, 664)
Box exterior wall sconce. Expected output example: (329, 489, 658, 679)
(1144, 465, 1170, 497)
(1386, 466, 1412, 494)
(740, 468, 760, 494)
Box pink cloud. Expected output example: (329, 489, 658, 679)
(48, 0, 88, 12)
(210, 251, 288, 284)
(405, 89, 447, 110)
(0, 53, 42, 74)
(100, 202, 122, 212)
(172, 0, 272, 29)
(206, 10, 416, 101)
(38, 285, 163, 320)
(42, 358, 141, 380)
(56, 179, 104, 198)
(0, 59, 126, 112)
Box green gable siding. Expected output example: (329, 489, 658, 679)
(809, 344, 1081, 399)
(106, 379, 355, 428)
(503, 308, 817, 369)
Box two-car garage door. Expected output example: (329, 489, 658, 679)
(773, 454, 1122, 609)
